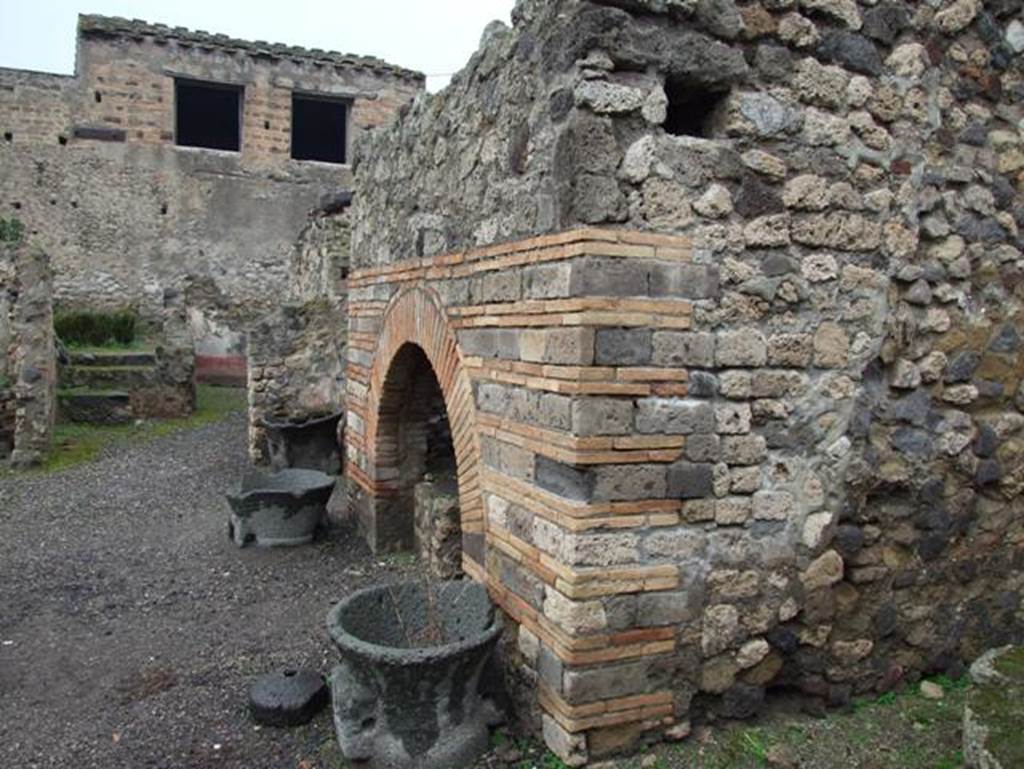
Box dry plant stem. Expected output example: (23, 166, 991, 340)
(387, 579, 445, 648)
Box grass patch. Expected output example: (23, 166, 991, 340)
(0, 216, 24, 244)
(935, 750, 964, 769)
(8, 385, 245, 475)
(379, 552, 418, 569)
(65, 340, 155, 354)
(540, 752, 570, 769)
(477, 679, 969, 769)
(55, 310, 137, 348)
(490, 728, 510, 749)
(972, 647, 1024, 767)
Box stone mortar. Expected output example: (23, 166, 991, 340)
(326, 580, 503, 769)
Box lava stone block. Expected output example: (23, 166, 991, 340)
(249, 669, 327, 726)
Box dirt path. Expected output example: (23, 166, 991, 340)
(0, 413, 415, 769)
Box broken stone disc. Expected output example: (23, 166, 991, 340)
(249, 669, 328, 726)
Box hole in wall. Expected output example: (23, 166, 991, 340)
(95, 91, 102, 103)
(663, 78, 730, 138)
(3, 132, 12, 142)
(160, 204, 168, 215)
(264, 120, 270, 130)
(58, 135, 67, 146)
(11, 202, 22, 210)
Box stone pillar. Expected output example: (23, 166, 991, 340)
(5, 242, 56, 468)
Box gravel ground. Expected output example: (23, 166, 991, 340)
(0, 412, 970, 769)
(0, 412, 419, 769)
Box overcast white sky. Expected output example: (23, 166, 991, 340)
(0, 0, 516, 91)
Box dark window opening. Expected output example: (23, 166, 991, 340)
(58, 135, 67, 146)
(94, 91, 102, 103)
(175, 79, 242, 152)
(291, 94, 347, 163)
(663, 78, 729, 138)
(3, 132, 12, 142)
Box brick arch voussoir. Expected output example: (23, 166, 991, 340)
(364, 285, 485, 533)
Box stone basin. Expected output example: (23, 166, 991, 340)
(326, 580, 502, 768)
(226, 468, 335, 547)
(260, 409, 343, 474)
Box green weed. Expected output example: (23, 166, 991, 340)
(0, 216, 24, 244)
(490, 728, 510, 749)
(55, 310, 137, 347)
(541, 752, 570, 769)
(934, 750, 963, 769)
(930, 674, 969, 692)
(742, 729, 769, 764)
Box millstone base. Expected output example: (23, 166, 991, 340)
(249, 669, 328, 727)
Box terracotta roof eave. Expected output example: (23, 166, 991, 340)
(77, 14, 425, 82)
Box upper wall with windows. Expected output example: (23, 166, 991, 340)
(0, 14, 424, 172)
(0, 15, 423, 356)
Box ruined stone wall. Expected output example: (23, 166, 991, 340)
(0, 68, 74, 146)
(350, 0, 1024, 763)
(247, 208, 349, 463)
(288, 199, 352, 303)
(0, 16, 421, 359)
(1, 242, 56, 467)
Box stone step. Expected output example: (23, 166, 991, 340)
(69, 350, 157, 367)
(61, 364, 157, 390)
(58, 389, 132, 425)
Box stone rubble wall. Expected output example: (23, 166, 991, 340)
(247, 208, 349, 463)
(350, 0, 1024, 763)
(415, 478, 464, 580)
(1, 242, 56, 467)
